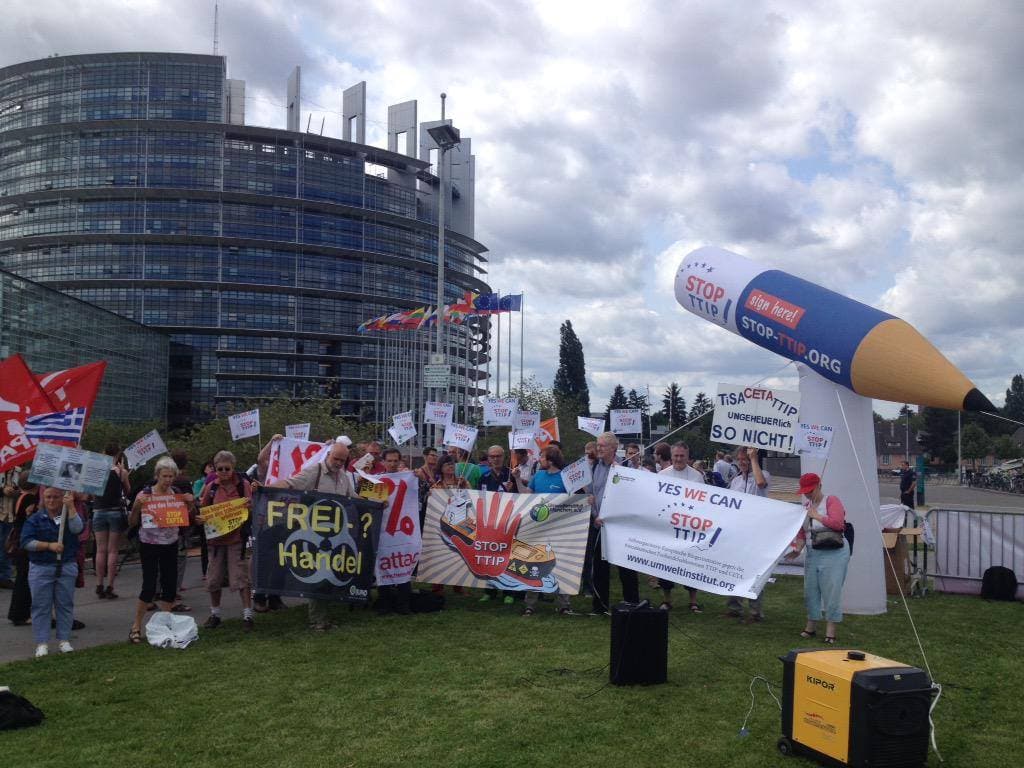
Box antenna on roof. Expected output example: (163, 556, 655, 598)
(213, 2, 220, 56)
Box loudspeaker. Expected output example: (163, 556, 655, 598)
(609, 601, 668, 685)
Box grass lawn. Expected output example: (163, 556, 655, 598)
(0, 576, 1017, 768)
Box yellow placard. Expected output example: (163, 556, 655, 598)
(201, 496, 250, 539)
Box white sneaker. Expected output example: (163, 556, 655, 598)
(35, 644, 48, 658)
(58, 641, 74, 654)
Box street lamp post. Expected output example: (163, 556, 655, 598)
(427, 97, 461, 439)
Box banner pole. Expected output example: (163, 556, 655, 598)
(520, 292, 525, 392)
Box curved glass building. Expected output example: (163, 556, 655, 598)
(0, 52, 489, 424)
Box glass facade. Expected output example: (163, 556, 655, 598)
(0, 269, 168, 422)
(0, 53, 490, 424)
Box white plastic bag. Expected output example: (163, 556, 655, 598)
(145, 612, 199, 649)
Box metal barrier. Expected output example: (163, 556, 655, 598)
(926, 506, 1024, 598)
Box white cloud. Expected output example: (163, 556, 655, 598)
(3, 0, 1021, 415)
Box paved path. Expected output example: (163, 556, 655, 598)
(0, 554, 228, 665)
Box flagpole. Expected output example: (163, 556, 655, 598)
(507, 298, 512, 395)
(519, 292, 525, 392)
(496, 291, 502, 398)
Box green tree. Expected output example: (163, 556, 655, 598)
(604, 384, 628, 430)
(993, 434, 1021, 461)
(918, 407, 958, 463)
(1004, 374, 1024, 425)
(687, 392, 714, 442)
(661, 383, 686, 431)
(960, 423, 991, 469)
(552, 320, 591, 417)
(627, 388, 651, 441)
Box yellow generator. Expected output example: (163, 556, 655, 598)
(778, 649, 934, 767)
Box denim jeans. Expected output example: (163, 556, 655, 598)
(28, 561, 79, 644)
(804, 542, 851, 623)
(0, 520, 12, 580)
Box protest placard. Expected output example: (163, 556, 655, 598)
(424, 401, 453, 426)
(610, 408, 642, 435)
(418, 489, 591, 593)
(442, 422, 478, 452)
(229, 409, 260, 441)
(483, 398, 518, 426)
(794, 423, 834, 458)
(599, 466, 805, 599)
(265, 438, 329, 485)
(372, 471, 422, 585)
(577, 416, 605, 437)
(284, 423, 310, 441)
(711, 384, 801, 453)
(508, 430, 536, 450)
(388, 423, 417, 445)
(200, 496, 250, 539)
(29, 443, 112, 495)
(560, 455, 593, 494)
(513, 410, 540, 432)
(123, 429, 167, 470)
(141, 494, 191, 529)
(251, 487, 382, 604)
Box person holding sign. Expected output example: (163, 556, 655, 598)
(21, 487, 83, 657)
(785, 473, 850, 645)
(91, 444, 131, 601)
(656, 443, 705, 614)
(522, 446, 574, 616)
(128, 457, 194, 645)
(196, 451, 254, 632)
(725, 447, 771, 623)
(589, 432, 639, 615)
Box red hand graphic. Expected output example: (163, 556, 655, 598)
(451, 494, 520, 579)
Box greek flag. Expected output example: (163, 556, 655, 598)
(25, 408, 87, 444)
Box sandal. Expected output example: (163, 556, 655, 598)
(824, 636, 837, 645)
(799, 630, 817, 639)
(658, 602, 672, 611)
(170, 603, 192, 613)
(128, 628, 142, 644)
(689, 603, 703, 614)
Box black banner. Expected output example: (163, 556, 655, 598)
(252, 487, 383, 604)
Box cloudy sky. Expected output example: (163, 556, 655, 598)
(5, 1, 1022, 417)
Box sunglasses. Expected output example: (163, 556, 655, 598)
(215, 466, 233, 472)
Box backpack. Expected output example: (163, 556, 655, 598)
(0, 690, 44, 731)
(981, 566, 1018, 601)
(204, 475, 252, 558)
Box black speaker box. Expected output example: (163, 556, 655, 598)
(609, 601, 668, 685)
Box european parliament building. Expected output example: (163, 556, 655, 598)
(0, 52, 490, 424)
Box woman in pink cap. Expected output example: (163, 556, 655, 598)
(785, 472, 850, 644)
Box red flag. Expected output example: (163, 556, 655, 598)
(35, 361, 107, 418)
(535, 418, 560, 452)
(0, 355, 57, 473)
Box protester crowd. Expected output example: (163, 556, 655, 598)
(3, 433, 850, 657)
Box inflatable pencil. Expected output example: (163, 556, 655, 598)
(674, 246, 994, 411)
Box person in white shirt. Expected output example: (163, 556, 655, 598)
(713, 451, 737, 486)
(726, 447, 771, 622)
(656, 443, 705, 613)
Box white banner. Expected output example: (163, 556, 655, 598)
(373, 470, 423, 585)
(794, 422, 834, 458)
(388, 423, 417, 446)
(513, 410, 540, 432)
(123, 429, 167, 470)
(443, 422, 478, 452)
(284, 423, 310, 441)
(577, 416, 605, 437)
(424, 401, 454, 426)
(506, 430, 535, 451)
(561, 455, 593, 495)
(264, 437, 329, 485)
(483, 398, 518, 426)
(610, 409, 642, 435)
(710, 384, 800, 454)
(28, 443, 113, 495)
(228, 409, 261, 441)
(599, 466, 805, 599)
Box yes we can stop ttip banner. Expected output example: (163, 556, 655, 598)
(418, 490, 590, 594)
(252, 487, 383, 605)
(599, 467, 805, 599)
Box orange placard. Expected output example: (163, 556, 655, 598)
(141, 494, 190, 528)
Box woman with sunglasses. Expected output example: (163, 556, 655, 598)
(195, 450, 254, 632)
